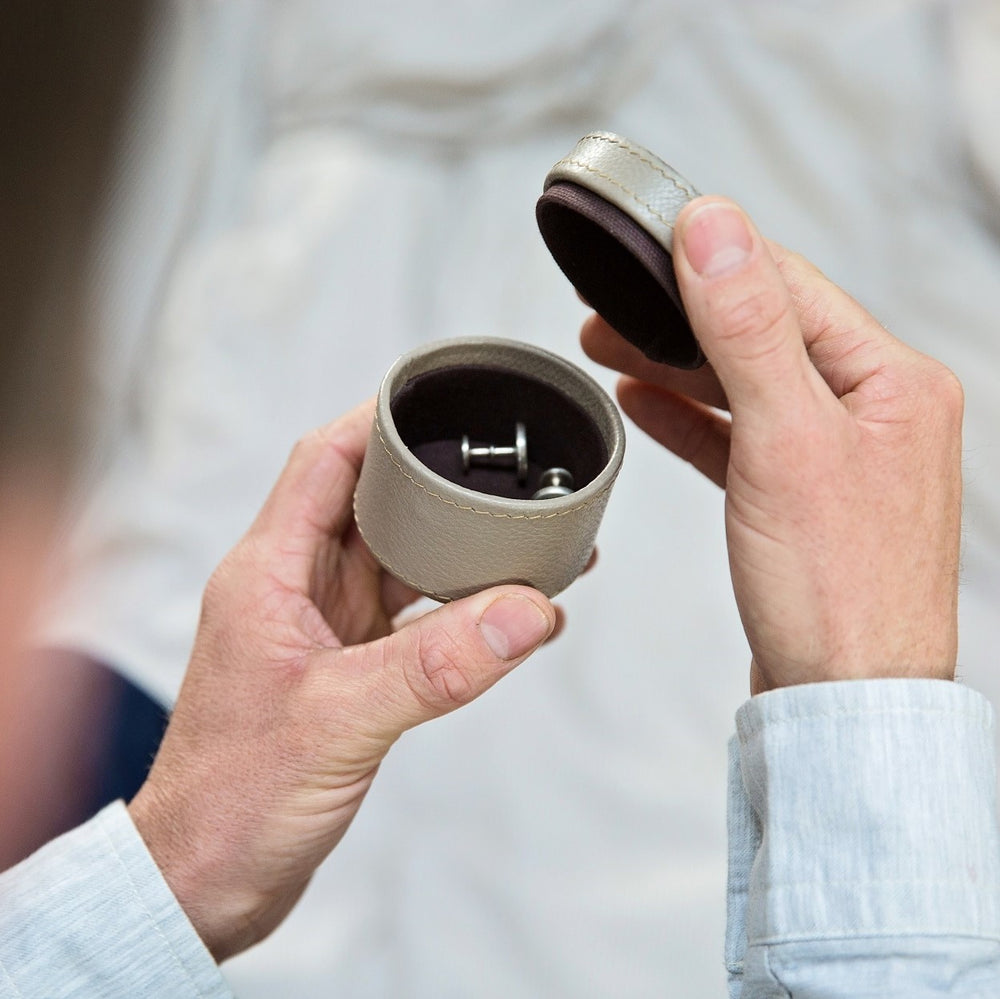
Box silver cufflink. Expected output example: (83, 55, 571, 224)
(532, 467, 575, 500)
(461, 421, 529, 485)
(460, 423, 575, 499)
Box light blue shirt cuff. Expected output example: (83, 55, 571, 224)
(727, 679, 1000, 998)
(0, 800, 233, 998)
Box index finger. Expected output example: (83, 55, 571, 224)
(580, 311, 729, 411)
(766, 241, 910, 400)
(248, 398, 375, 588)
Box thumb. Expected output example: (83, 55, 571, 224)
(672, 197, 821, 417)
(346, 585, 556, 740)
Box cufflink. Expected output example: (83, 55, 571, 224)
(536, 132, 703, 369)
(354, 337, 625, 601)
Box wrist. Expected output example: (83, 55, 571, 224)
(749, 655, 957, 697)
(128, 780, 263, 962)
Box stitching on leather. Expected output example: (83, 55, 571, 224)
(374, 417, 614, 521)
(582, 133, 699, 201)
(557, 157, 684, 234)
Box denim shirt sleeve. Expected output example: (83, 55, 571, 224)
(0, 800, 233, 998)
(726, 679, 1000, 999)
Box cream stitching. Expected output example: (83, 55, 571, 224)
(553, 133, 698, 234)
(374, 418, 615, 521)
(583, 133, 700, 200)
(558, 158, 683, 233)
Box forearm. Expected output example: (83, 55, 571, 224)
(727, 679, 1000, 998)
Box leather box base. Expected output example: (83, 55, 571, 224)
(354, 337, 625, 601)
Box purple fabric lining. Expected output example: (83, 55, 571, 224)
(536, 181, 703, 369)
(391, 363, 607, 500)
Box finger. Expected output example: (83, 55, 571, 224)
(380, 571, 423, 620)
(580, 312, 729, 411)
(547, 604, 567, 644)
(249, 398, 374, 588)
(765, 240, 910, 399)
(617, 377, 731, 488)
(672, 197, 829, 419)
(346, 585, 556, 739)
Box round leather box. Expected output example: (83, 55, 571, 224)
(354, 337, 625, 601)
(537, 131, 704, 369)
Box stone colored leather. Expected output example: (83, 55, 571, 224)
(543, 131, 700, 254)
(354, 338, 625, 601)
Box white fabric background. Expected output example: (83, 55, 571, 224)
(39, 1, 1000, 995)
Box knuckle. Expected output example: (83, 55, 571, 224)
(288, 427, 323, 465)
(200, 540, 264, 623)
(196, 561, 247, 664)
(901, 358, 964, 432)
(407, 632, 477, 710)
(715, 286, 794, 362)
(927, 362, 965, 418)
(201, 560, 233, 616)
(774, 247, 828, 305)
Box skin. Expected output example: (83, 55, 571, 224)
(582, 196, 963, 695)
(127, 401, 557, 960)
(2, 194, 962, 965)
(2, 0, 966, 971)
(128, 196, 964, 960)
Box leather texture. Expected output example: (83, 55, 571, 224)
(354, 338, 625, 601)
(543, 131, 700, 251)
(540, 132, 705, 369)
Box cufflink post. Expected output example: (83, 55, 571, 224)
(461, 422, 528, 484)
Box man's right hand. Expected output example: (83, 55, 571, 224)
(583, 196, 964, 695)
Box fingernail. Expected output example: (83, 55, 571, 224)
(681, 202, 753, 278)
(479, 595, 552, 661)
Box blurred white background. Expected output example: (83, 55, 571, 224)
(40, 1, 1000, 994)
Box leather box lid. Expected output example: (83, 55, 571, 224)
(536, 133, 704, 370)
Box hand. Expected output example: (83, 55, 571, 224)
(128, 400, 557, 960)
(582, 197, 963, 695)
